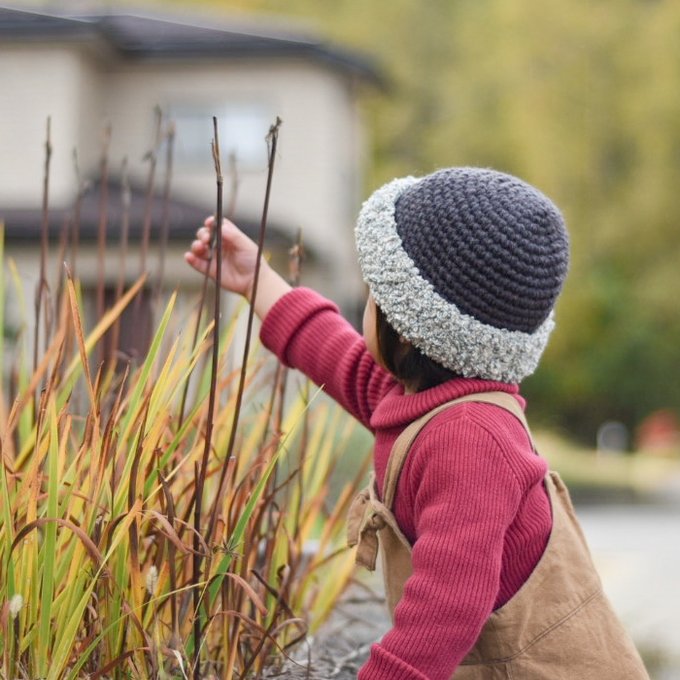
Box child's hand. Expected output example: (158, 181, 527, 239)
(184, 216, 293, 319)
(185, 217, 261, 300)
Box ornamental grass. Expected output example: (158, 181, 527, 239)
(0, 116, 370, 679)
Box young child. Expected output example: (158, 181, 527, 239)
(185, 167, 648, 679)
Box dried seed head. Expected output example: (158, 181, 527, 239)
(145, 566, 159, 596)
(9, 594, 24, 619)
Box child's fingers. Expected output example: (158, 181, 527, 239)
(184, 251, 211, 277)
(197, 216, 219, 244)
(189, 237, 210, 259)
(195, 226, 211, 244)
(198, 217, 241, 246)
(195, 217, 255, 260)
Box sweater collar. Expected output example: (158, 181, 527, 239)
(369, 377, 522, 430)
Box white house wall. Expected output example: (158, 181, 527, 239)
(0, 43, 95, 208)
(101, 57, 365, 304)
(2, 38, 370, 331)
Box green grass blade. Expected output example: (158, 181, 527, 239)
(0, 441, 15, 599)
(37, 401, 60, 675)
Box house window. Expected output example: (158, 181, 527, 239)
(169, 102, 272, 170)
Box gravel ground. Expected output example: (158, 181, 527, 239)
(262, 576, 390, 680)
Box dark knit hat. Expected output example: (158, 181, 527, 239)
(355, 167, 569, 383)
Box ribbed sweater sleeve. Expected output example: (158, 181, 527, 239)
(359, 410, 523, 680)
(259, 287, 395, 429)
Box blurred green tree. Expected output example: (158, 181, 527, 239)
(159, 0, 680, 445)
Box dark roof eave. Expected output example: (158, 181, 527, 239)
(110, 44, 384, 86)
(0, 6, 384, 87)
(0, 180, 292, 249)
(0, 6, 92, 37)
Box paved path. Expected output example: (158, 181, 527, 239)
(577, 496, 680, 679)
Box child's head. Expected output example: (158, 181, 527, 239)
(355, 167, 569, 387)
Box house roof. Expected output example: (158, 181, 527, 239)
(0, 5, 383, 84)
(1, 179, 292, 252)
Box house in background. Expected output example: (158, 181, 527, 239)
(0, 4, 381, 359)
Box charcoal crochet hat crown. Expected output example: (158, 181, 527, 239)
(355, 167, 569, 383)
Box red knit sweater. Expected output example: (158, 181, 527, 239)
(260, 288, 552, 680)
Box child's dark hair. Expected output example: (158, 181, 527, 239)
(375, 304, 457, 392)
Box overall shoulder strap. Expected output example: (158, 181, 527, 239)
(382, 391, 534, 509)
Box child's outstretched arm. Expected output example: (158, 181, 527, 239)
(184, 216, 292, 321)
(185, 216, 395, 429)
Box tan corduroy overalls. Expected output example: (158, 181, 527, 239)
(347, 392, 649, 679)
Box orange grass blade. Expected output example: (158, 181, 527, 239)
(59, 272, 147, 406)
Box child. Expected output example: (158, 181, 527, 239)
(185, 167, 648, 679)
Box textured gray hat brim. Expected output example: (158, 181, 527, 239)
(355, 177, 555, 383)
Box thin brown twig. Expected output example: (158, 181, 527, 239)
(205, 117, 282, 548)
(139, 106, 163, 278)
(128, 108, 163, 368)
(34, 116, 52, 382)
(205, 118, 282, 676)
(245, 569, 308, 676)
(178, 152, 239, 431)
(54, 214, 70, 323)
(192, 115, 224, 678)
(96, 123, 112, 349)
(159, 472, 180, 645)
(110, 157, 131, 364)
(70, 147, 87, 277)
(155, 120, 176, 299)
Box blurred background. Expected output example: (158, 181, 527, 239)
(1, 0, 679, 676)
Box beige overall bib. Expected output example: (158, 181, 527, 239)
(347, 392, 649, 679)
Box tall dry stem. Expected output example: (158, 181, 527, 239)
(177, 152, 239, 431)
(34, 116, 52, 380)
(191, 116, 225, 676)
(205, 117, 282, 547)
(96, 123, 112, 341)
(70, 148, 87, 278)
(110, 157, 131, 365)
(139, 106, 163, 278)
(155, 120, 176, 298)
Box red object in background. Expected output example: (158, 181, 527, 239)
(636, 409, 680, 454)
